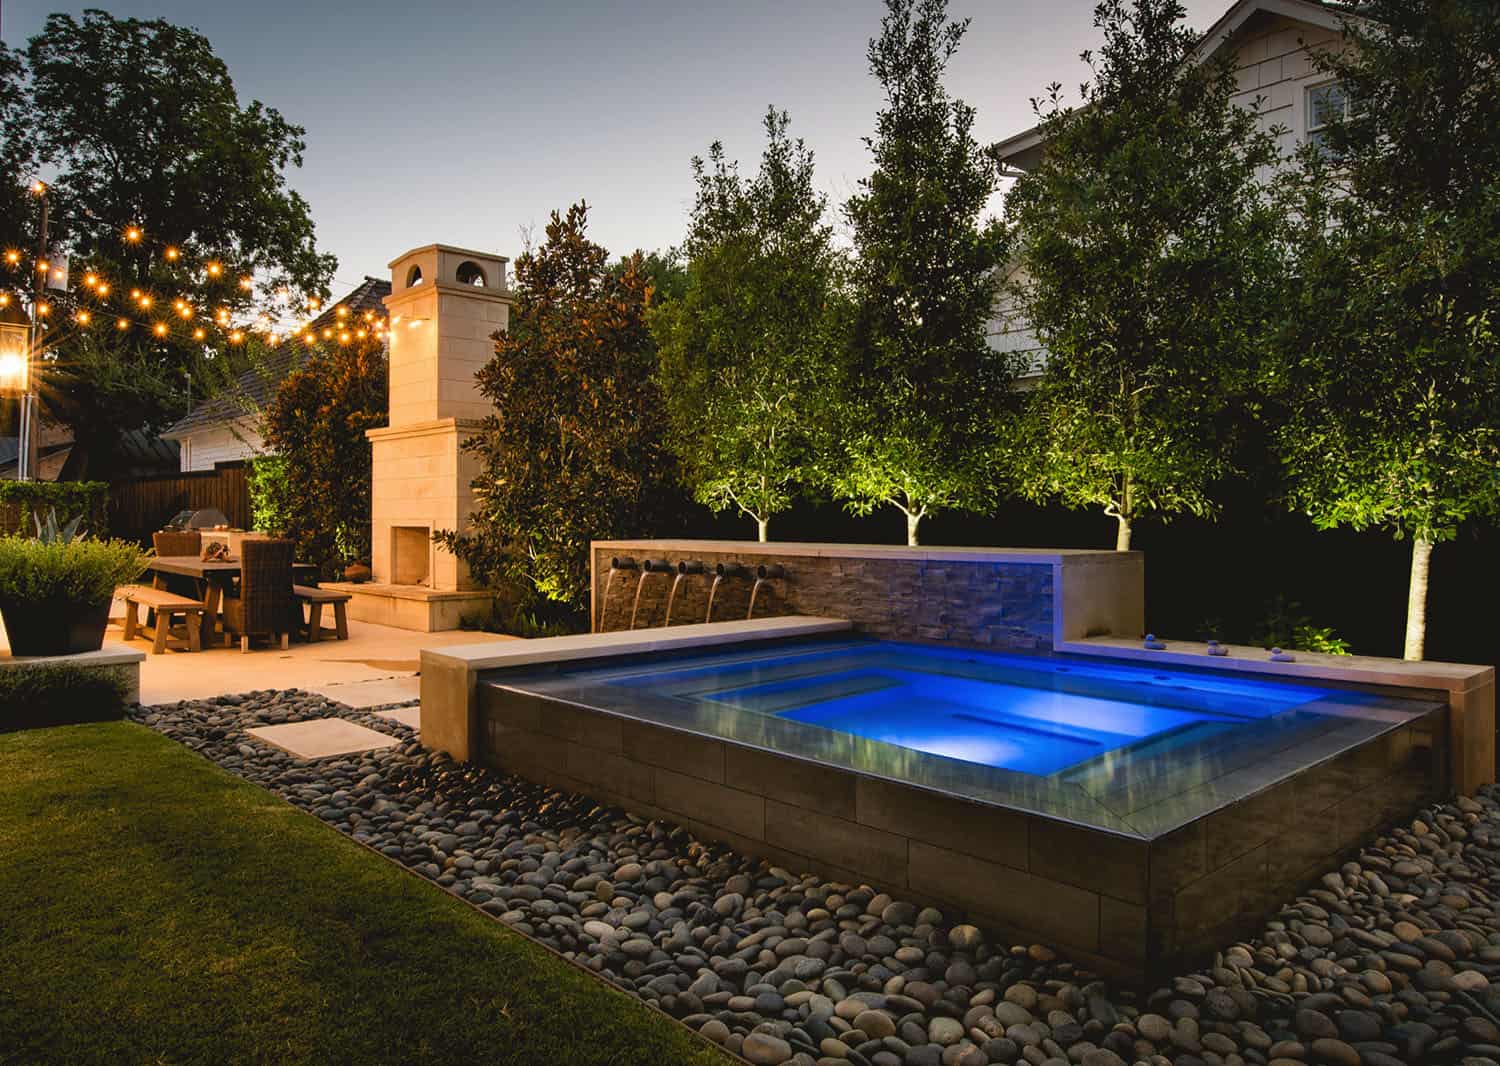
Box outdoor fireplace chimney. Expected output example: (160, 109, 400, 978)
(354, 244, 511, 630)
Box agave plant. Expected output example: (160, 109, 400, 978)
(31, 507, 85, 544)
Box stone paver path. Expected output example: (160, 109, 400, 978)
(245, 717, 401, 759)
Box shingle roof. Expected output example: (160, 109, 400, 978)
(162, 276, 390, 439)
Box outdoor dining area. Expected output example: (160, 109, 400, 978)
(117, 527, 352, 654)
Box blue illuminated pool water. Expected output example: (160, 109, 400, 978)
(577, 641, 1347, 776)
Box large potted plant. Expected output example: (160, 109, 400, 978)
(0, 512, 149, 656)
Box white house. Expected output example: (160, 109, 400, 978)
(160, 276, 390, 471)
(987, 0, 1357, 372)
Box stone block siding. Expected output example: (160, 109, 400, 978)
(480, 683, 1447, 981)
(592, 547, 1054, 652)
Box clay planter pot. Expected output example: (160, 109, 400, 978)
(343, 562, 372, 584)
(0, 597, 111, 657)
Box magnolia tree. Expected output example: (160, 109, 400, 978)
(652, 109, 848, 542)
(1272, 0, 1500, 661)
(837, 0, 1016, 546)
(1003, 0, 1286, 551)
(438, 204, 681, 608)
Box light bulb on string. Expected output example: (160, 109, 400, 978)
(153, 322, 168, 337)
(75, 310, 90, 325)
(4, 251, 19, 264)
(124, 226, 142, 243)
(193, 327, 205, 340)
(116, 318, 129, 330)
(206, 262, 222, 278)
(165, 246, 180, 261)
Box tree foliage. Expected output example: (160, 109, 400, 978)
(652, 108, 848, 541)
(836, 0, 1015, 546)
(1004, 0, 1287, 550)
(0, 11, 333, 475)
(1271, 0, 1500, 659)
(437, 203, 681, 607)
(261, 338, 386, 577)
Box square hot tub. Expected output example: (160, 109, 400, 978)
(473, 632, 1449, 980)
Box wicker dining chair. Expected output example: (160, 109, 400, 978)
(149, 529, 203, 603)
(220, 537, 296, 652)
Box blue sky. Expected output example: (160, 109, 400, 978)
(2, 0, 1227, 294)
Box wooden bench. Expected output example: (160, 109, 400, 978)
(120, 586, 205, 654)
(294, 585, 351, 642)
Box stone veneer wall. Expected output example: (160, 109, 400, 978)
(479, 682, 1446, 981)
(590, 542, 1144, 652)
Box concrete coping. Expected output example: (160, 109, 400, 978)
(592, 539, 1132, 565)
(1058, 636, 1493, 694)
(420, 616, 853, 675)
(0, 645, 146, 669)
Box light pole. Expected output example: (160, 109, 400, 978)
(20, 180, 49, 481)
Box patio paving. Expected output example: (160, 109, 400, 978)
(244, 717, 401, 759)
(92, 602, 513, 705)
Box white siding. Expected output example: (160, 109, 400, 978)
(171, 420, 267, 472)
(1226, 13, 1347, 177)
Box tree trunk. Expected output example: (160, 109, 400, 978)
(1403, 536, 1433, 661)
(906, 510, 920, 547)
(1115, 514, 1132, 552)
(756, 516, 769, 543)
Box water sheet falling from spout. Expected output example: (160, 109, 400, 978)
(597, 556, 636, 632)
(629, 559, 673, 630)
(746, 563, 785, 620)
(706, 561, 747, 623)
(664, 560, 704, 627)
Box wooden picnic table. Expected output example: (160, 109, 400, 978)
(145, 555, 319, 647)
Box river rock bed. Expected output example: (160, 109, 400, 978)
(134, 690, 1500, 1066)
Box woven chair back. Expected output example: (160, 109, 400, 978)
(153, 530, 202, 557)
(239, 537, 295, 634)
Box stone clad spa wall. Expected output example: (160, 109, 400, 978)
(590, 541, 1145, 650)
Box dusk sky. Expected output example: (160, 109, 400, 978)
(3, 0, 1227, 296)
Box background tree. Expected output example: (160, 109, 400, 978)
(261, 337, 387, 577)
(836, 0, 1015, 546)
(0, 44, 32, 256)
(1003, 0, 1286, 552)
(0, 11, 333, 474)
(437, 203, 680, 610)
(652, 108, 848, 541)
(1272, 0, 1500, 661)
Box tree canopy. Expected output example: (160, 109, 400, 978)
(1003, 0, 1287, 551)
(0, 11, 333, 474)
(652, 108, 848, 541)
(1271, 0, 1500, 660)
(438, 203, 681, 609)
(835, 0, 1016, 546)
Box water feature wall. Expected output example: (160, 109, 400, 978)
(590, 540, 1145, 651)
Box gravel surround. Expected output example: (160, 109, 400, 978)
(133, 690, 1500, 1066)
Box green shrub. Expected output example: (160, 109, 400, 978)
(247, 454, 293, 535)
(0, 481, 108, 537)
(1251, 595, 1352, 655)
(0, 664, 129, 732)
(0, 536, 149, 606)
(459, 596, 586, 638)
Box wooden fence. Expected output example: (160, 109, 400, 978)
(109, 466, 251, 545)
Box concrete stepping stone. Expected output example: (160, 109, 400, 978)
(374, 705, 420, 731)
(245, 718, 400, 759)
(305, 675, 419, 709)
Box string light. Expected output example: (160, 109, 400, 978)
(192, 327, 205, 340)
(205, 262, 221, 277)
(153, 322, 168, 337)
(95, 283, 110, 297)
(36, 260, 48, 273)
(238, 276, 253, 291)
(229, 330, 244, 344)
(4, 251, 19, 265)
(36, 302, 50, 316)
(74, 310, 90, 325)
(116, 318, 129, 330)
(165, 246, 180, 261)
(30, 180, 45, 195)
(124, 226, 143, 243)
(0, 294, 10, 307)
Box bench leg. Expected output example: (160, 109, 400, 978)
(307, 602, 324, 643)
(186, 613, 202, 652)
(334, 602, 348, 641)
(240, 635, 250, 653)
(279, 631, 290, 651)
(123, 601, 138, 641)
(152, 613, 170, 655)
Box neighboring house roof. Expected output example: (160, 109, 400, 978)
(993, 0, 1357, 171)
(161, 275, 391, 440)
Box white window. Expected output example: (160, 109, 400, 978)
(1306, 82, 1352, 155)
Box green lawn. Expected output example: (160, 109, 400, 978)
(0, 721, 730, 1066)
